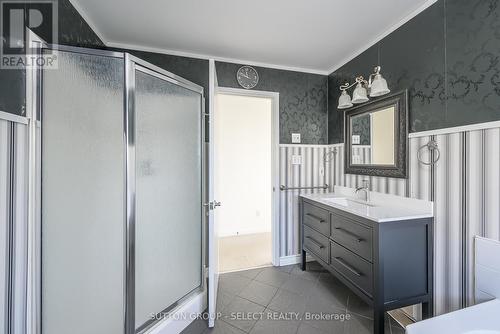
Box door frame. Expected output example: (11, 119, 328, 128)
(214, 87, 280, 267)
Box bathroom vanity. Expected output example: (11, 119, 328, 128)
(300, 187, 434, 334)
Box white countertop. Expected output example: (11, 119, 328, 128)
(301, 186, 433, 223)
(406, 299, 500, 334)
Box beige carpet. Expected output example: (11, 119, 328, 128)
(219, 232, 272, 273)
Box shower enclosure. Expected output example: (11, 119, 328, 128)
(37, 45, 205, 334)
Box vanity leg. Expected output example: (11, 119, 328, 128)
(301, 250, 306, 271)
(373, 309, 385, 334)
(422, 301, 433, 319)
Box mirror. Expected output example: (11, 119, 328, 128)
(350, 106, 395, 165)
(345, 90, 408, 178)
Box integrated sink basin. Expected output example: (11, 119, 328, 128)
(322, 197, 377, 207)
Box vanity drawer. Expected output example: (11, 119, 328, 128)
(330, 241, 373, 296)
(303, 202, 330, 236)
(303, 225, 329, 263)
(330, 212, 372, 262)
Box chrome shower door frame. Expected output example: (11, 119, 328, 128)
(126, 55, 206, 334)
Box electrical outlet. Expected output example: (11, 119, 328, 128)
(291, 133, 301, 143)
(352, 135, 360, 144)
(291, 155, 302, 165)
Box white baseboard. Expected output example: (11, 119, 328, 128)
(218, 229, 272, 238)
(147, 290, 206, 334)
(279, 254, 314, 266)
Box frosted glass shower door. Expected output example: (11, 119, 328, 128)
(41, 50, 125, 334)
(134, 68, 203, 329)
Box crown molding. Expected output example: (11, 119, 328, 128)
(69, 0, 328, 74)
(68, 0, 329, 75)
(68, 0, 437, 76)
(327, 0, 438, 75)
(106, 40, 330, 75)
(67, 0, 109, 45)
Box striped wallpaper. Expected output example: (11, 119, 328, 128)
(278, 145, 331, 257)
(279, 124, 500, 315)
(410, 129, 500, 314)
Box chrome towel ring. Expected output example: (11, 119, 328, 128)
(323, 148, 337, 163)
(417, 140, 440, 166)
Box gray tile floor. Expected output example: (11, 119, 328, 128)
(182, 262, 405, 334)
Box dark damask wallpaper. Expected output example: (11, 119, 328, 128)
(446, 0, 500, 125)
(328, 0, 500, 143)
(215, 61, 328, 144)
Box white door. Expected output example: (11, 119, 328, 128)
(207, 59, 220, 328)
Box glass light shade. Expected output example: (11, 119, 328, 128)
(352, 83, 369, 104)
(369, 73, 390, 97)
(337, 90, 353, 109)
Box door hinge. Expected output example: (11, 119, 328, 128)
(204, 201, 221, 210)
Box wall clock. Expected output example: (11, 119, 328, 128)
(237, 66, 259, 89)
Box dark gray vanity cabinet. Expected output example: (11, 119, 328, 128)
(300, 197, 433, 334)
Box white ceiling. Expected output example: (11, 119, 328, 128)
(72, 0, 436, 74)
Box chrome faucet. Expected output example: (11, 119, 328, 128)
(355, 180, 370, 202)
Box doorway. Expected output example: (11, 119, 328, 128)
(214, 88, 279, 273)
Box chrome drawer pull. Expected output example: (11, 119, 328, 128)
(334, 227, 363, 242)
(333, 257, 362, 277)
(306, 213, 326, 223)
(305, 236, 325, 249)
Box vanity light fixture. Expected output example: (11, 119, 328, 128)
(337, 66, 390, 109)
